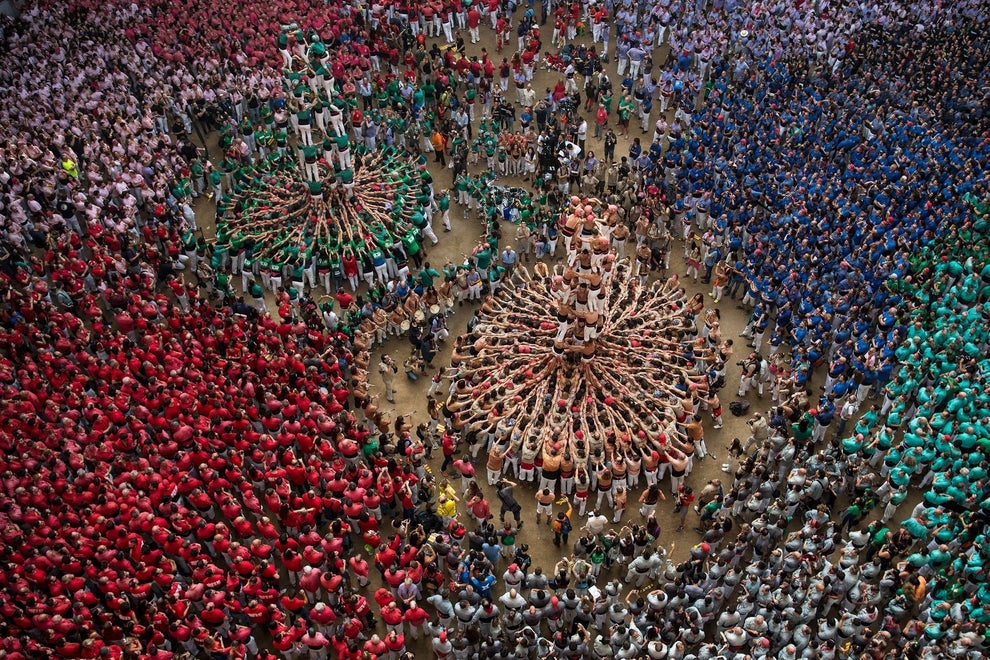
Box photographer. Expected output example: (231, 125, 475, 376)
(743, 412, 769, 455)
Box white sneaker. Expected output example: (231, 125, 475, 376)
(721, 464, 730, 472)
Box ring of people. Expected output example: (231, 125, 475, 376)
(218, 145, 432, 269)
(449, 196, 706, 505)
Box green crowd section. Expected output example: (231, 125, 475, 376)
(852, 198, 990, 631)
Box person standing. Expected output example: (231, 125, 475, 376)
(467, 4, 482, 43)
(432, 129, 448, 166)
(379, 354, 398, 403)
(496, 479, 523, 525)
(452, 454, 477, 490)
(594, 103, 608, 139)
(835, 396, 858, 439)
(742, 411, 769, 456)
(612, 487, 627, 523)
(638, 484, 665, 518)
(553, 502, 573, 547)
(603, 129, 617, 162)
(487, 442, 510, 485)
(500, 246, 517, 277)
(673, 486, 694, 532)
(440, 431, 457, 475)
(438, 189, 452, 231)
(515, 224, 532, 264)
(535, 488, 555, 525)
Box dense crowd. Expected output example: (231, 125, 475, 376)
(0, 0, 989, 658)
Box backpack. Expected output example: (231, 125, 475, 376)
(729, 400, 751, 417)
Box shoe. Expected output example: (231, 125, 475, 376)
(721, 464, 730, 472)
(387, 398, 395, 403)
(713, 424, 722, 429)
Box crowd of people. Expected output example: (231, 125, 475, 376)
(0, 0, 989, 658)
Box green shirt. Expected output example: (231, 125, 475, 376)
(402, 232, 421, 256)
(475, 248, 492, 270)
(419, 268, 440, 288)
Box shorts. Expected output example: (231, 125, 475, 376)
(536, 502, 552, 516)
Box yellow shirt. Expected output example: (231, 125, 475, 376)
(437, 499, 458, 519)
(61, 159, 79, 178)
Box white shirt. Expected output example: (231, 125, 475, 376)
(585, 514, 608, 534)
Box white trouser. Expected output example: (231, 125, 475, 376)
(421, 223, 439, 245)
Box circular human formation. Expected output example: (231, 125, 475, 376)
(451, 196, 705, 471)
(217, 145, 431, 265)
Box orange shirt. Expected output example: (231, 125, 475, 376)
(431, 132, 446, 152)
